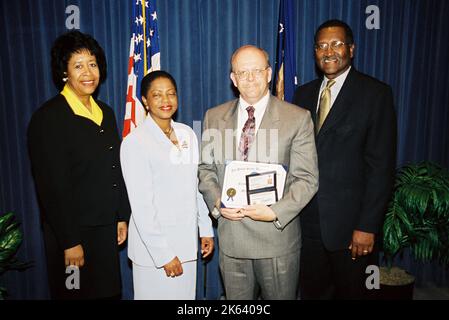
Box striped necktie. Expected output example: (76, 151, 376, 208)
(238, 106, 255, 161)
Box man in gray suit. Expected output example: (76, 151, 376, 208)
(198, 45, 318, 299)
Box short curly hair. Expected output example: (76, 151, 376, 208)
(51, 31, 107, 90)
(314, 19, 354, 45)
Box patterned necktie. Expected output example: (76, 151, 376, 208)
(238, 106, 256, 161)
(316, 79, 336, 132)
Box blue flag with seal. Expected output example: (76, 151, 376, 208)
(273, 0, 297, 102)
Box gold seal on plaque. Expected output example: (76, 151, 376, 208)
(226, 188, 237, 201)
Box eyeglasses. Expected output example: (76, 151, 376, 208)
(314, 40, 349, 52)
(233, 67, 269, 80)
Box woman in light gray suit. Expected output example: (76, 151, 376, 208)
(120, 71, 214, 300)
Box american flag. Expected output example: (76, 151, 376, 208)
(123, 0, 161, 137)
(273, 0, 297, 102)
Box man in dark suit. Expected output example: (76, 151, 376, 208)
(293, 20, 397, 299)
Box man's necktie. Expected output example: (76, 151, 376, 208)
(316, 79, 336, 132)
(238, 106, 256, 161)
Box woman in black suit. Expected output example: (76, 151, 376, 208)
(28, 31, 131, 299)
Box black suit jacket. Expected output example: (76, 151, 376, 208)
(293, 68, 397, 251)
(28, 94, 131, 250)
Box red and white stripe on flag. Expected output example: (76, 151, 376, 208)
(123, 38, 147, 137)
(122, 0, 161, 138)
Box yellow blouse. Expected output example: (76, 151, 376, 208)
(61, 84, 103, 126)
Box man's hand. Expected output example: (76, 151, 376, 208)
(241, 204, 277, 222)
(220, 207, 245, 221)
(64, 244, 84, 267)
(163, 256, 183, 277)
(348, 230, 375, 260)
(200, 237, 214, 258)
(117, 221, 128, 245)
(214, 198, 244, 221)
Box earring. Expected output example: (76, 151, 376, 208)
(62, 77, 68, 82)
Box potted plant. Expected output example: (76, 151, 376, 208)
(381, 162, 449, 299)
(0, 212, 31, 299)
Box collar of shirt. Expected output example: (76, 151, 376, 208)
(61, 84, 103, 126)
(316, 66, 351, 112)
(237, 91, 270, 136)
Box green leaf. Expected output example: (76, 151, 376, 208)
(0, 286, 6, 300)
(0, 213, 15, 236)
(0, 248, 16, 264)
(382, 162, 449, 266)
(0, 228, 22, 253)
(0, 212, 31, 277)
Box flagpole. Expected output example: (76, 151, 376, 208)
(123, 0, 160, 138)
(273, 0, 297, 102)
(141, 0, 148, 74)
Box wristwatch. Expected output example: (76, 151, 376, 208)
(273, 216, 282, 229)
(211, 207, 221, 219)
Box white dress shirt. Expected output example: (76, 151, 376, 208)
(316, 66, 352, 112)
(237, 91, 270, 137)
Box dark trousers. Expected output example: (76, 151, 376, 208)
(299, 234, 379, 300)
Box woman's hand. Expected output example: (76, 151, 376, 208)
(64, 244, 84, 267)
(117, 221, 128, 245)
(163, 256, 183, 278)
(201, 237, 214, 258)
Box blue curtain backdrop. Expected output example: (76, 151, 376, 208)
(0, 0, 448, 299)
